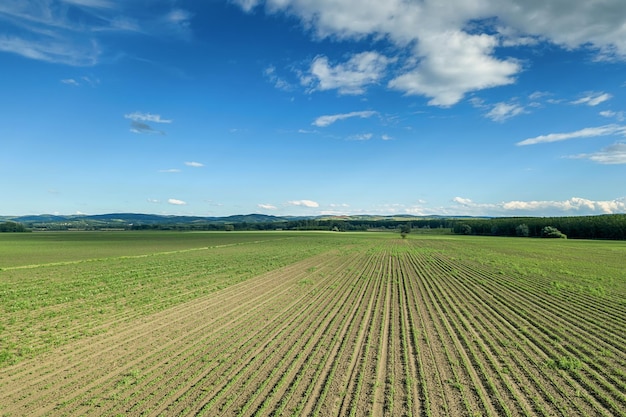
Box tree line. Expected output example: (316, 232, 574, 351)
(0, 222, 30, 232)
(6, 214, 626, 240)
(451, 214, 626, 240)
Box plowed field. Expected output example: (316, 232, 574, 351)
(1, 232, 624, 416)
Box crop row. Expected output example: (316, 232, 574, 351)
(1, 235, 623, 416)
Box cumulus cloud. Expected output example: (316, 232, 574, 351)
(302, 52, 392, 95)
(168, 198, 187, 205)
(313, 110, 377, 127)
(454, 196, 626, 215)
(184, 161, 204, 167)
(571, 92, 613, 106)
(388, 31, 520, 106)
(258, 203, 277, 210)
(568, 143, 626, 164)
(517, 124, 626, 146)
(288, 199, 319, 208)
(235, 0, 626, 106)
(486, 102, 526, 122)
(501, 197, 626, 214)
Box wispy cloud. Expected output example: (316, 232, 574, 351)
(0, 1, 193, 65)
(517, 124, 626, 146)
(168, 198, 187, 205)
(125, 112, 171, 134)
(600, 110, 625, 121)
(159, 169, 181, 173)
(124, 112, 172, 124)
(567, 143, 626, 164)
(288, 199, 319, 208)
(571, 92, 612, 106)
(61, 76, 99, 87)
(264, 65, 294, 91)
(313, 110, 377, 127)
(184, 161, 204, 167)
(61, 78, 80, 86)
(348, 133, 373, 141)
(486, 102, 526, 122)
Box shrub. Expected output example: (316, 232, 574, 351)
(541, 226, 567, 239)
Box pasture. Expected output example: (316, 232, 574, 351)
(0, 231, 624, 416)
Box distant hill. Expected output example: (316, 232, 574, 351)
(0, 212, 460, 230)
(1, 213, 293, 227)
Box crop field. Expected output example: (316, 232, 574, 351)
(0, 231, 625, 416)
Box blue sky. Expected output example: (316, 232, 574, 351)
(1, 0, 625, 217)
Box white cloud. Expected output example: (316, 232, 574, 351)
(600, 110, 625, 121)
(168, 198, 187, 206)
(61, 76, 99, 87)
(61, 78, 80, 86)
(61, 0, 114, 8)
(124, 112, 172, 124)
(453, 197, 475, 206)
(454, 196, 626, 215)
(517, 124, 626, 146)
(184, 161, 204, 167)
(0, 36, 100, 66)
(568, 143, 626, 164)
(501, 197, 626, 214)
(348, 133, 373, 141)
(303, 52, 392, 95)
(529, 91, 550, 100)
(125, 112, 171, 134)
(147, 198, 160, 203)
(313, 110, 377, 127)
(571, 92, 613, 106)
(235, 0, 626, 106)
(381, 134, 393, 141)
(258, 203, 277, 210)
(159, 169, 181, 173)
(288, 199, 319, 208)
(264, 65, 294, 91)
(388, 31, 520, 106)
(486, 102, 526, 122)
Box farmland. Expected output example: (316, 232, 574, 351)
(0, 231, 625, 416)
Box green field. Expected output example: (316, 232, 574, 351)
(1, 231, 624, 416)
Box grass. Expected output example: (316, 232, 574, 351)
(0, 231, 371, 366)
